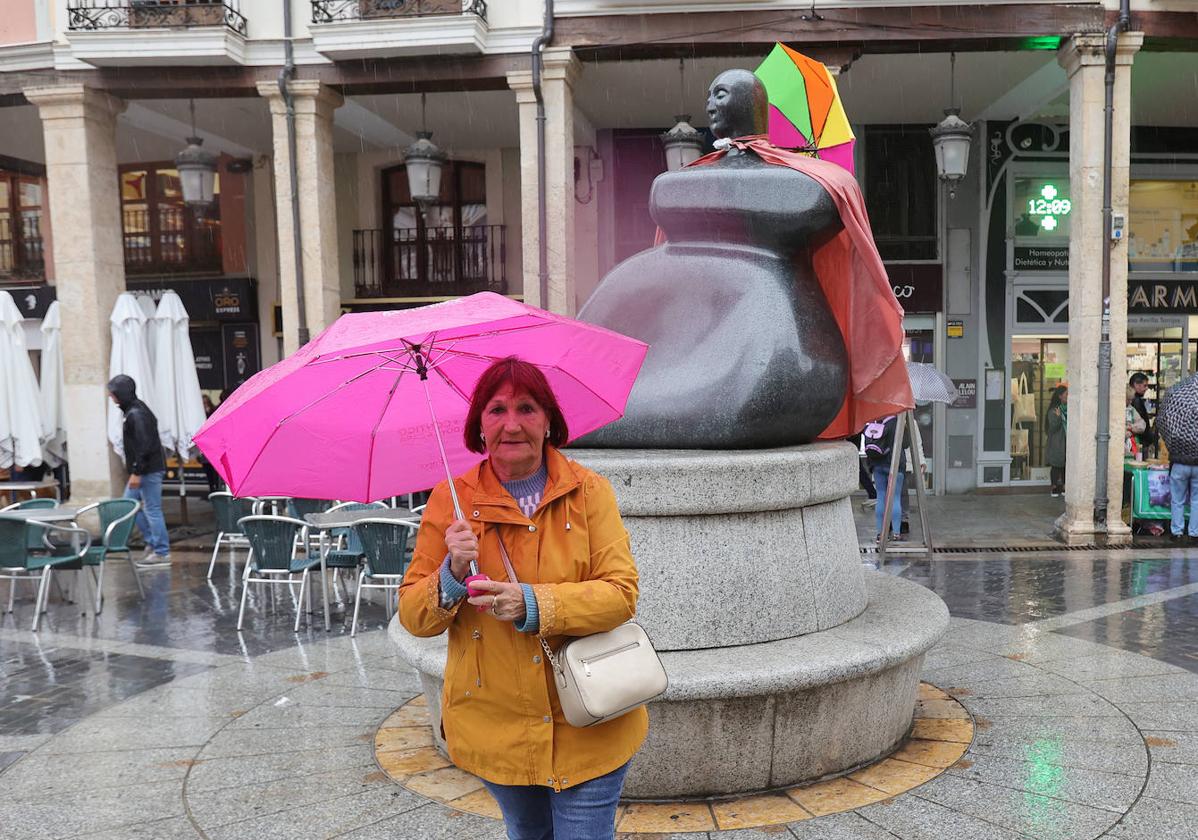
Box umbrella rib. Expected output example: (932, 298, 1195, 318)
(312, 321, 559, 364)
(233, 359, 394, 491)
(428, 360, 474, 406)
(365, 366, 407, 503)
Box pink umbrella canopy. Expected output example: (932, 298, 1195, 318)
(194, 293, 648, 503)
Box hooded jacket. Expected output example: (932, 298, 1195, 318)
(399, 446, 647, 791)
(107, 375, 165, 476)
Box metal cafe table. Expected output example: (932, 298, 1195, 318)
(303, 507, 420, 631)
(0, 478, 61, 505)
(0, 506, 91, 613)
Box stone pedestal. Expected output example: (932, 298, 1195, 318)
(24, 85, 128, 502)
(257, 81, 343, 356)
(392, 443, 948, 799)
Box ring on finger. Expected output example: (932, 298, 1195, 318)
(491, 596, 499, 611)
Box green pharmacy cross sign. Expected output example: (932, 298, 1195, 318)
(1026, 183, 1072, 233)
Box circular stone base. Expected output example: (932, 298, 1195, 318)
(391, 572, 948, 799)
(374, 683, 973, 832)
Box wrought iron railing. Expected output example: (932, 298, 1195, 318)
(354, 225, 506, 298)
(123, 206, 222, 274)
(312, 0, 486, 24)
(67, 1, 248, 35)
(0, 214, 45, 283)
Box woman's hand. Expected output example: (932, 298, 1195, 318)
(467, 578, 527, 624)
(445, 520, 479, 581)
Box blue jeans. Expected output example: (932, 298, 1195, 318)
(125, 470, 169, 556)
(1170, 463, 1198, 537)
(873, 465, 904, 537)
(484, 761, 629, 840)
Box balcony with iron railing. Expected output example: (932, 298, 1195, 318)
(0, 215, 45, 285)
(353, 225, 506, 299)
(309, 0, 488, 59)
(66, 1, 249, 66)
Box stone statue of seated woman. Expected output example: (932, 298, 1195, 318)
(578, 69, 849, 448)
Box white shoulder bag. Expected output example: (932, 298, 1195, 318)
(497, 536, 668, 728)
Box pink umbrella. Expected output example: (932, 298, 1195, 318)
(193, 293, 648, 507)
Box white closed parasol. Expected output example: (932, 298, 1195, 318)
(38, 301, 67, 468)
(0, 291, 45, 469)
(108, 292, 158, 458)
(151, 290, 207, 458)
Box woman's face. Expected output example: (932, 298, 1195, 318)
(481, 383, 549, 480)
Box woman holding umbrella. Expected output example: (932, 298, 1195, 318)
(399, 356, 645, 839)
(1045, 384, 1068, 497)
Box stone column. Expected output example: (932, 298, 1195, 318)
(1055, 32, 1143, 545)
(257, 81, 343, 356)
(24, 85, 127, 502)
(507, 48, 582, 314)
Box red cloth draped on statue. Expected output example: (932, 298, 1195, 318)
(657, 135, 914, 439)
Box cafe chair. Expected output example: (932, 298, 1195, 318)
(2, 498, 60, 552)
(0, 517, 92, 632)
(207, 492, 257, 579)
(350, 518, 417, 637)
(72, 498, 140, 612)
(236, 515, 322, 633)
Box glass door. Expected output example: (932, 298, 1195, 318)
(1010, 336, 1068, 482)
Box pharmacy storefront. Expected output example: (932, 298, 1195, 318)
(991, 164, 1198, 487)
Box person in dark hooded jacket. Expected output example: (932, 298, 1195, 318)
(107, 375, 170, 562)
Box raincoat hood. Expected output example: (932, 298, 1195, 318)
(107, 374, 138, 411)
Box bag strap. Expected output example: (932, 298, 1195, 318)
(497, 533, 564, 676)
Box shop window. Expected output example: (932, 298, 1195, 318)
(1012, 176, 1073, 240)
(1129, 180, 1198, 272)
(120, 164, 222, 275)
(1010, 337, 1068, 482)
(0, 172, 45, 283)
(864, 126, 937, 261)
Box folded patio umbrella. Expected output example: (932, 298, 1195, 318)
(108, 292, 158, 458)
(38, 301, 67, 468)
(194, 292, 648, 504)
(151, 291, 207, 458)
(0, 290, 46, 469)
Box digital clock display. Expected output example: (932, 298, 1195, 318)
(1014, 180, 1072, 235)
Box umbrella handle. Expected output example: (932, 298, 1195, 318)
(464, 573, 491, 611)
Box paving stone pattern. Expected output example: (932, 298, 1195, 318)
(3, 548, 1198, 837)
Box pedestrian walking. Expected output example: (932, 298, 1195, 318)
(863, 414, 905, 542)
(198, 394, 222, 494)
(1155, 373, 1198, 542)
(399, 357, 645, 840)
(1046, 384, 1068, 497)
(107, 375, 170, 563)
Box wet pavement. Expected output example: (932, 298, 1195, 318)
(3, 535, 1198, 837)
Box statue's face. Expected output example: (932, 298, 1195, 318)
(706, 70, 768, 140)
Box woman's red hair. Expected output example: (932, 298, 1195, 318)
(464, 357, 569, 454)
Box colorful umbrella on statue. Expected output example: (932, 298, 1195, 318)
(754, 43, 856, 174)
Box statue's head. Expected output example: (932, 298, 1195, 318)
(706, 70, 769, 140)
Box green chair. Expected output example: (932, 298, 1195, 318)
(350, 518, 416, 637)
(1, 498, 59, 551)
(0, 516, 92, 631)
(236, 515, 323, 633)
(322, 501, 387, 564)
(287, 498, 335, 558)
(207, 492, 258, 579)
(72, 498, 140, 612)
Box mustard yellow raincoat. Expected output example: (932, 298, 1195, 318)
(399, 446, 648, 791)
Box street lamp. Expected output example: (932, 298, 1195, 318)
(930, 108, 973, 198)
(175, 99, 218, 213)
(661, 60, 704, 172)
(404, 94, 445, 217)
(929, 52, 972, 199)
(662, 115, 704, 171)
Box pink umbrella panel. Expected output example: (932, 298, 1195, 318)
(194, 293, 648, 503)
